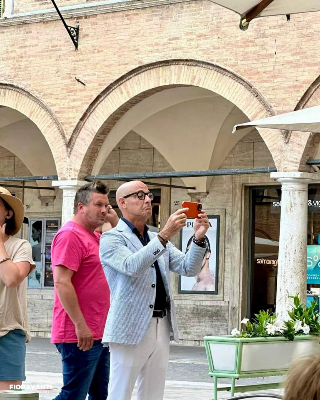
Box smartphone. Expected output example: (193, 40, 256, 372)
(181, 201, 202, 218)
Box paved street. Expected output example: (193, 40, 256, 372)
(16, 338, 284, 400)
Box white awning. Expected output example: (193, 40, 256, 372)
(233, 105, 320, 134)
(210, 0, 320, 18)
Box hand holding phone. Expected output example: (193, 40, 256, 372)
(181, 201, 202, 218)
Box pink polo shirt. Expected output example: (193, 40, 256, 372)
(51, 221, 110, 343)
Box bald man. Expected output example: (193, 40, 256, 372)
(99, 181, 210, 400)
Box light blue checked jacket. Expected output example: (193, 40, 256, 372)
(100, 219, 206, 345)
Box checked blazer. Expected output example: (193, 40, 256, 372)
(99, 219, 206, 345)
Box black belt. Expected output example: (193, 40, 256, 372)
(152, 309, 167, 318)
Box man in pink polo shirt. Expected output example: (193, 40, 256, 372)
(51, 181, 119, 400)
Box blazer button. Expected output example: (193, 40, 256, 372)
(151, 284, 155, 288)
(149, 304, 154, 308)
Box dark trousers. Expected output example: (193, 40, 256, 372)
(53, 340, 110, 400)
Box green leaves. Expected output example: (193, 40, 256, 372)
(282, 320, 295, 341)
(234, 294, 320, 341)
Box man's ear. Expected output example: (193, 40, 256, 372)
(77, 203, 85, 214)
(5, 210, 13, 220)
(118, 198, 126, 209)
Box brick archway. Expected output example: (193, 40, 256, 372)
(0, 84, 68, 178)
(70, 60, 282, 178)
(283, 74, 320, 171)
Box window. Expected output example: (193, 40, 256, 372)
(28, 218, 60, 288)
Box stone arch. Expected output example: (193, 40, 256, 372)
(70, 59, 282, 179)
(0, 83, 68, 178)
(291, 74, 320, 169)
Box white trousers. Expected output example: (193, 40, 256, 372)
(108, 316, 171, 400)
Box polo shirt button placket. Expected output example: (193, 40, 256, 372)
(149, 304, 154, 309)
(151, 284, 155, 288)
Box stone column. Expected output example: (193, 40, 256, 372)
(271, 172, 315, 319)
(52, 180, 87, 226)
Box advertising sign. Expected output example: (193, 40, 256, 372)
(307, 245, 320, 284)
(179, 216, 219, 294)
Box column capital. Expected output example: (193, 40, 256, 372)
(270, 172, 318, 181)
(188, 191, 209, 202)
(270, 172, 320, 190)
(52, 180, 87, 190)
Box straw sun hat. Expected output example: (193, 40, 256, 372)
(0, 187, 24, 235)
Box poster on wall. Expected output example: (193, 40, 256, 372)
(28, 220, 43, 288)
(179, 216, 219, 294)
(307, 245, 320, 284)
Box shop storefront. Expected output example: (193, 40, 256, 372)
(249, 185, 320, 317)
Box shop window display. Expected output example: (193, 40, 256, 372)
(249, 186, 320, 317)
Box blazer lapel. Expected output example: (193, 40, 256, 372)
(121, 231, 143, 251)
(116, 219, 143, 251)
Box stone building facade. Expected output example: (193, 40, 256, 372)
(0, 0, 320, 344)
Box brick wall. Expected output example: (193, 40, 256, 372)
(0, 1, 319, 157)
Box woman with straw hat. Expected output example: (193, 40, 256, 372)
(0, 187, 35, 390)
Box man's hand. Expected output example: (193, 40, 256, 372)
(193, 211, 210, 239)
(105, 206, 119, 228)
(159, 208, 189, 241)
(75, 321, 94, 351)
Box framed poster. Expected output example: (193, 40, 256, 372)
(179, 215, 220, 294)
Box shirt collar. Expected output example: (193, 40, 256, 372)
(121, 217, 149, 236)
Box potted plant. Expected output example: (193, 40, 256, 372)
(204, 296, 320, 400)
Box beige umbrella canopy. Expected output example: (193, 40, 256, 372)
(210, 0, 320, 29)
(233, 105, 320, 134)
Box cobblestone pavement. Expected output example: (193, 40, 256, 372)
(7, 338, 284, 400)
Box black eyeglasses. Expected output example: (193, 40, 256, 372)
(123, 190, 154, 201)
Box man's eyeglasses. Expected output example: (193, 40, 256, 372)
(123, 191, 154, 201)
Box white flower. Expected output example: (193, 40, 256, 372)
(274, 320, 285, 333)
(294, 320, 303, 332)
(302, 324, 310, 334)
(241, 318, 249, 325)
(266, 323, 277, 335)
(231, 328, 240, 336)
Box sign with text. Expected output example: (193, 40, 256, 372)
(307, 245, 320, 284)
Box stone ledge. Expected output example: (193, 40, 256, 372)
(31, 331, 51, 338)
(0, 0, 192, 26)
